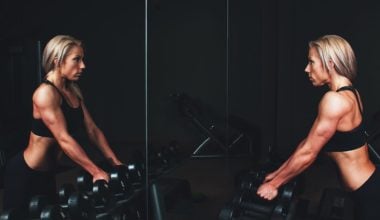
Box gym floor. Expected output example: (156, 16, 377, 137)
(0, 147, 343, 220)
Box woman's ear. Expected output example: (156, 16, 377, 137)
(53, 57, 59, 67)
(327, 59, 335, 71)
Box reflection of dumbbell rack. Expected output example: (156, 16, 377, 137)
(146, 142, 194, 220)
(0, 163, 147, 220)
(149, 177, 192, 220)
(172, 92, 253, 159)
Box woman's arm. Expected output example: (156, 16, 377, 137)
(257, 92, 347, 200)
(33, 86, 109, 182)
(264, 139, 306, 182)
(81, 101, 123, 166)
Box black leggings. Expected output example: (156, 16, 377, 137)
(2, 151, 57, 212)
(351, 167, 380, 220)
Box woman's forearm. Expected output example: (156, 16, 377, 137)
(269, 147, 315, 188)
(57, 134, 103, 176)
(88, 128, 121, 165)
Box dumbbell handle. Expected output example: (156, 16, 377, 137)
(241, 209, 270, 219)
(240, 201, 272, 215)
(243, 181, 296, 204)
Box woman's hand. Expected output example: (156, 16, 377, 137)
(264, 172, 277, 183)
(257, 182, 278, 200)
(92, 169, 110, 183)
(108, 157, 124, 167)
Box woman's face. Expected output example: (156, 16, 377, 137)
(304, 47, 330, 86)
(59, 46, 85, 81)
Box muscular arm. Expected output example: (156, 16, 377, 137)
(258, 92, 348, 199)
(264, 139, 306, 182)
(81, 101, 122, 166)
(34, 87, 108, 180)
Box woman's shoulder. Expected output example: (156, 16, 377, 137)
(319, 91, 351, 116)
(321, 90, 351, 104)
(32, 83, 61, 107)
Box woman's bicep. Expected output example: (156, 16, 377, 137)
(34, 93, 70, 139)
(304, 95, 344, 153)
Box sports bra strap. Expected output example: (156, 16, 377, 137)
(336, 85, 363, 115)
(42, 79, 65, 99)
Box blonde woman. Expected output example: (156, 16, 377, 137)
(257, 35, 378, 219)
(3, 35, 123, 211)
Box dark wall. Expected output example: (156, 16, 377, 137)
(2, 0, 380, 160)
(148, 0, 229, 151)
(148, 0, 264, 158)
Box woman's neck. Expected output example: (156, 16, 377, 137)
(327, 73, 352, 91)
(45, 71, 67, 90)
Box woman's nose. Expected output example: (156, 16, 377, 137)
(304, 64, 310, 73)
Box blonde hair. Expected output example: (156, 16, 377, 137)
(42, 35, 84, 99)
(309, 35, 357, 81)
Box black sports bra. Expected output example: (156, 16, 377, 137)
(31, 80, 84, 138)
(323, 86, 366, 152)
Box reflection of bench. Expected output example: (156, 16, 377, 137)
(171, 92, 255, 159)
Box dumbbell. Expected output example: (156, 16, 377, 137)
(219, 202, 286, 220)
(0, 208, 27, 220)
(76, 174, 113, 211)
(233, 181, 297, 213)
(83, 179, 142, 219)
(238, 170, 266, 192)
(59, 176, 110, 219)
(238, 170, 298, 204)
(92, 179, 113, 212)
(230, 190, 288, 220)
(29, 195, 66, 220)
(103, 163, 144, 189)
(76, 166, 134, 199)
(108, 165, 133, 198)
(66, 191, 94, 220)
(58, 183, 76, 210)
(59, 182, 110, 220)
(125, 163, 144, 187)
(40, 205, 67, 220)
(76, 171, 93, 193)
(278, 181, 297, 203)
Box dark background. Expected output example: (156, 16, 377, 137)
(2, 0, 380, 164)
(2, 0, 380, 217)
(2, 0, 380, 165)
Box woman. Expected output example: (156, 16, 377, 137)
(3, 35, 123, 211)
(257, 35, 379, 219)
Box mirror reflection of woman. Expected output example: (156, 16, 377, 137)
(3, 35, 123, 212)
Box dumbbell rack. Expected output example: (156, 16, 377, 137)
(219, 169, 303, 220)
(0, 163, 147, 220)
